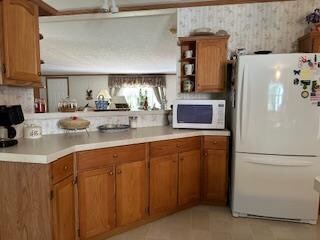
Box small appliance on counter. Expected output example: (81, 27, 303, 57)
(0, 105, 24, 148)
(173, 100, 225, 129)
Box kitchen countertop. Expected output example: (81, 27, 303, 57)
(0, 126, 230, 164)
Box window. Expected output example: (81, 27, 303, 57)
(109, 75, 166, 111)
(118, 87, 161, 110)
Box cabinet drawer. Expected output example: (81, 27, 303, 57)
(51, 154, 74, 184)
(78, 144, 146, 171)
(177, 137, 201, 152)
(204, 136, 228, 150)
(150, 139, 178, 158)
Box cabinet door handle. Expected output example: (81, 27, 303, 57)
(113, 154, 118, 158)
(109, 171, 114, 175)
(38, 72, 41, 76)
(64, 166, 68, 171)
(180, 157, 184, 161)
(213, 141, 217, 144)
(204, 152, 208, 157)
(117, 170, 122, 174)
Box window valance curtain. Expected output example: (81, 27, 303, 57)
(108, 75, 166, 88)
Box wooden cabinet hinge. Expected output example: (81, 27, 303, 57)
(77, 229, 80, 237)
(50, 190, 54, 200)
(73, 176, 78, 185)
(2, 64, 6, 74)
(145, 206, 150, 215)
(147, 162, 150, 169)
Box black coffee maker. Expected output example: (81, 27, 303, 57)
(0, 105, 24, 148)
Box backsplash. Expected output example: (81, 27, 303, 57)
(24, 111, 169, 135)
(178, 0, 318, 53)
(0, 86, 34, 113)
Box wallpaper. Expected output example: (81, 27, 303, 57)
(178, 0, 320, 54)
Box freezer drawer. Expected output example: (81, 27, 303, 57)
(231, 153, 320, 223)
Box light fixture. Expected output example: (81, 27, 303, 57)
(101, 0, 119, 13)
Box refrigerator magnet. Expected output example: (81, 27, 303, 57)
(294, 70, 301, 75)
(301, 91, 309, 98)
(312, 81, 319, 93)
(301, 69, 312, 80)
(318, 102, 320, 107)
(293, 78, 299, 85)
(301, 80, 311, 89)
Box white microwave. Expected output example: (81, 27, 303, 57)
(173, 100, 226, 129)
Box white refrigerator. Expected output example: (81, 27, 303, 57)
(231, 54, 320, 224)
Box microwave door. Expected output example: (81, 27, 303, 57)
(177, 105, 213, 124)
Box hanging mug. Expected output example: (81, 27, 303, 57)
(184, 64, 194, 75)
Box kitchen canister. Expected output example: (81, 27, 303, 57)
(24, 124, 42, 139)
(95, 95, 109, 111)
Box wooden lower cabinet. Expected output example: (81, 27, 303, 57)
(203, 137, 229, 205)
(52, 176, 76, 240)
(78, 166, 116, 240)
(0, 137, 229, 240)
(150, 154, 178, 215)
(178, 150, 201, 206)
(116, 160, 146, 227)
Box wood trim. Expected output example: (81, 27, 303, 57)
(0, 2, 4, 85)
(55, 0, 294, 16)
(28, 0, 58, 16)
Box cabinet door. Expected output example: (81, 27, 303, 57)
(2, 0, 40, 84)
(313, 37, 320, 53)
(78, 166, 116, 240)
(203, 149, 228, 204)
(178, 150, 201, 206)
(196, 39, 227, 92)
(150, 154, 178, 215)
(116, 160, 146, 227)
(52, 176, 76, 240)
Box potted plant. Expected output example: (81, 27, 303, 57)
(306, 9, 320, 32)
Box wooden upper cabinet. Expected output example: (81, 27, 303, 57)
(52, 176, 76, 240)
(116, 160, 146, 227)
(178, 149, 201, 206)
(1, 0, 41, 86)
(150, 154, 178, 216)
(196, 38, 228, 92)
(78, 166, 116, 240)
(179, 36, 228, 93)
(298, 32, 320, 53)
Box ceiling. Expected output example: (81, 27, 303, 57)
(44, 0, 206, 11)
(40, 12, 177, 75)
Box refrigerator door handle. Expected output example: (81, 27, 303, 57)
(240, 64, 249, 142)
(246, 158, 313, 167)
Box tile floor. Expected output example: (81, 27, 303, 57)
(107, 205, 320, 240)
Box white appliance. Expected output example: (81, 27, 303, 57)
(173, 100, 225, 129)
(231, 54, 320, 224)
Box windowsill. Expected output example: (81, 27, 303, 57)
(24, 110, 170, 120)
